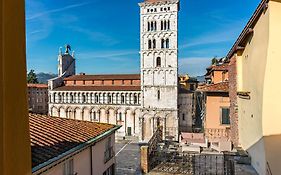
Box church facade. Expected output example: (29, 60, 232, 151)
(48, 0, 186, 141)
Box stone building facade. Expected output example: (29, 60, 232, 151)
(28, 84, 48, 114)
(48, 0, 187, 142)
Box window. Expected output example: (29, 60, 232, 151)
(150, 22, 154, 31)
(82, 94, 86, 103)
(157, 90, 160, 100)
(166, 38, 170, 48)
(164, 21, 167, 30)
(154, 21, 157, 31)
(108, 94, 112, 103)
(95, 94, 99, 103)
(148, 40, 152, 49)
(91, 111, 96, 121)
(156, 57, 161, 67)
(168, 7, 170, 10)
(63, 159, 74, 175)
(153, 39, 156, 49)
(161, 39, 165, 48)
(70, 94, 74, 103)
(147, 22, 150, 31)
(134, 95, 138, 104)
(221, 108, 230, 125)
(104, 137, 113, 163)
(119, 113, 122, 121)
(167, 20, 170, 30)
(121, 95, 125, 104)
(182, 114, 185, 121)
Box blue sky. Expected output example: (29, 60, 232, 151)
(26, 0, 261, 76)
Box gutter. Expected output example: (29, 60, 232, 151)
(32, 125, 121, 174)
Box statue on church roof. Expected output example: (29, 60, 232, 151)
(65, 44, 71, 54)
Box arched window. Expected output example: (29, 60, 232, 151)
(166, 38, 170, 48)
(151, 22, 154, 31)
(154, 21, 157, 31)
(148, 40, 152, 49)
(95, 94, 99, 103)
(156, 57, 161, 67)
(70, 94, 74, 103)
(153, 39, 156, 49)
(167, 20, 170, 30)
(148, 22, 150, 31)
(82, 94, 86, 103)
(108, 94, 112, 103)
(121, 94, 125, 104)
(161, 21, 163, 30)
(157, 90, 161, 100)
(134, 94, 138, 104)
(91, 111, 96, 121)
(161, 39, 165, 48)
(164, 21, 167, 30)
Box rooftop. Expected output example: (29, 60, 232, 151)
(64, 74, 140, 81)
(198, 82, 229, 92)
(28, 84, 48, 88)
(30, 114, 118, 170)
(53, 85, 141, 91)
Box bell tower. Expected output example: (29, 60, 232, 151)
(139, 0, 180, 141)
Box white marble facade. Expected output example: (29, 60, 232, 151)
(49, 0, 183, 141)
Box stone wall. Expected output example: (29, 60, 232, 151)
(228, 55, 239, 147)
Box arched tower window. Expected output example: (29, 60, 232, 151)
(151, 22, 154, 31)
(164, 21, 167, 30)
(154, 21, 157, 31)
(148, 40, 152, 49)
(147, 22, 150, 31)
(156, 57, 161, 67)
(157, 90, 161, 100)
(167, 20, 170, 30)
(161, 39, 165, 48)
(166, 38, 170, 48)
(153, 39, 156, 49)
(161, 21, 163, 30)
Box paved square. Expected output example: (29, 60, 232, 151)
(115, 140, 142, 175)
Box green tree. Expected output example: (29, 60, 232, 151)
(27, 70, 38, 84)
(211, 57, 218, 65)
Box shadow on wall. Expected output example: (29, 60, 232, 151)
(246, 133, 281, 175)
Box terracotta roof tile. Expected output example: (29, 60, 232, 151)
(53, 85, 141, 91)
(29, 114, 115, 168)
(28, 84, 48, 88)
(64, 74, 140, 81)
(198, 82, 229, 92)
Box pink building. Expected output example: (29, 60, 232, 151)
(30, 114, 120, 175)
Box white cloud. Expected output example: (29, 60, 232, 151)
(26, 2, 92, 21)
(77, 49, 138, 61)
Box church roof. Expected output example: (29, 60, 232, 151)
(53, 85, 141, 92)
(64, 74, 140, 81)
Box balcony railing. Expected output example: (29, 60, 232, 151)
(205, 128, 230, 140)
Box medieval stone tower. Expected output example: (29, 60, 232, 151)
(139, 0, 180, 141)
